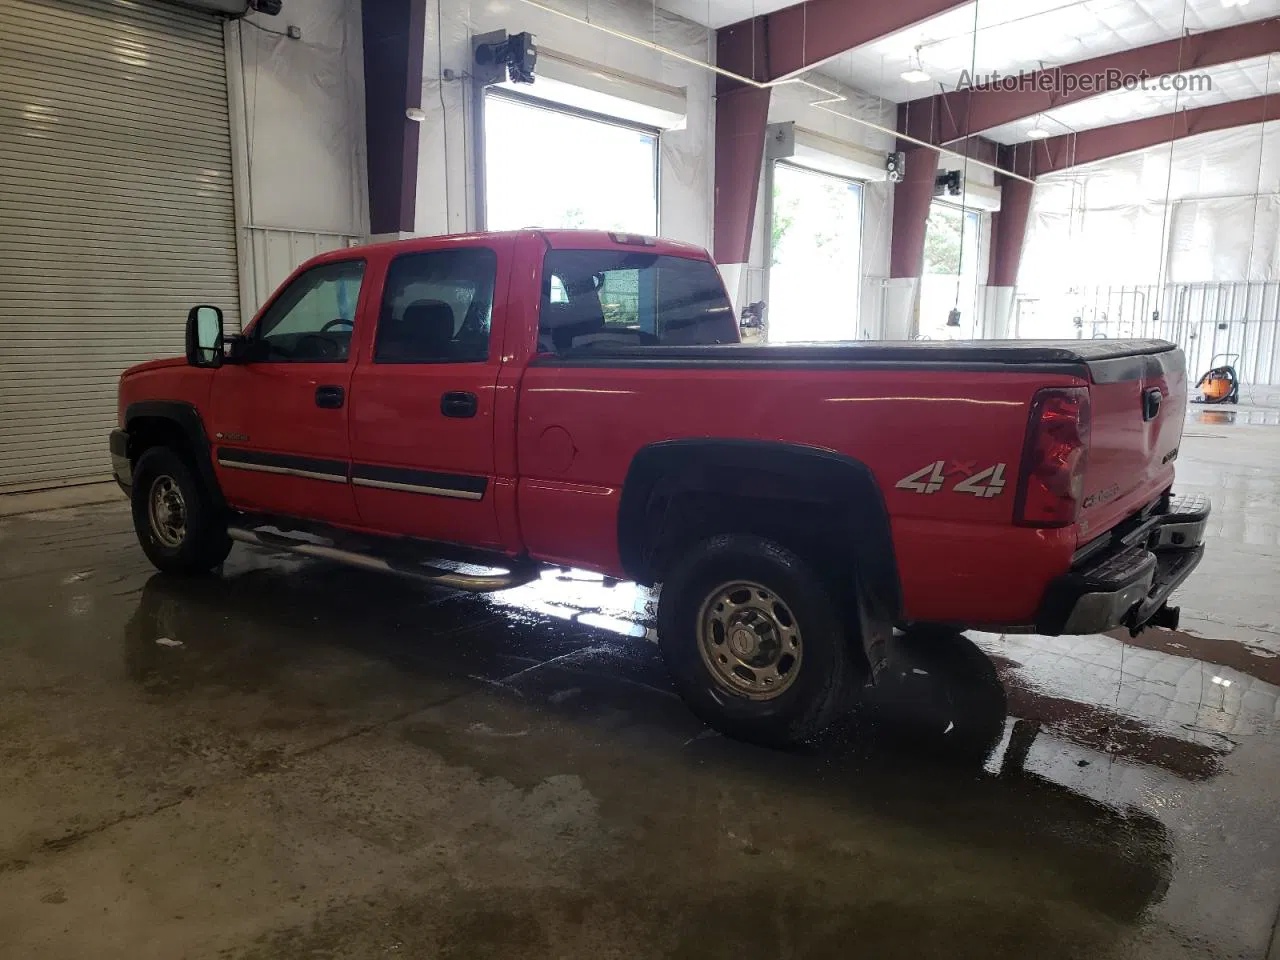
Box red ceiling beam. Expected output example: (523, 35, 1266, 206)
(718, 0, 968, 83)
(1009, 94, 1280, 178)
(902, 18, 1280, 144)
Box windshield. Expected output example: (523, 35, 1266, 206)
(538, 250, 737, 353)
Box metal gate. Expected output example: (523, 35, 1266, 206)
(1015, 282, 1280, 389)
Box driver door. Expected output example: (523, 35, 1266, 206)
(207, 258, 367, 525)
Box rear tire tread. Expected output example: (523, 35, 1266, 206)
(657, 534, 859, 747)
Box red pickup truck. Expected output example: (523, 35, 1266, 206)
(110, 229, 1208, 746)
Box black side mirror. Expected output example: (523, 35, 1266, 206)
(186, 305, 224, 368)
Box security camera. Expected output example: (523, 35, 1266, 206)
(474, 31, 537, 85)
(885, 151, 906, 183)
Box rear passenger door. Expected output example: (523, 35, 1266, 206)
(348, 241, 508, 549)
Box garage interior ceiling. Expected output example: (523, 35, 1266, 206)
(982, 51, 1280, 143)
(829, 0, 1280, 105)
(652, 0, 1280, 145)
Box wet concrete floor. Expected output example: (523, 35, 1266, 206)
(2, 407, 1279, 959)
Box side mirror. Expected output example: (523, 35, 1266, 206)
(186, 305, 224, 368)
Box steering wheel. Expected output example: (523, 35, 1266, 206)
(293, 333, 340, 359)
(320, 317, 354, 333)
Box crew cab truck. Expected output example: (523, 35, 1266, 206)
(110, 230, 1209, 747)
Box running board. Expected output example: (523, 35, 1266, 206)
(226, 525, 540, 593)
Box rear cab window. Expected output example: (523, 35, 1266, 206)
(538, 250, 737, 354)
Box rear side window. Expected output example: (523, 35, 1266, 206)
(375, 248, 497, 363)
(538, 251, 736, 354)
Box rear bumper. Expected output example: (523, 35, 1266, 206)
(109, 429, 132, 494)
(1036, 493, 1209, 635)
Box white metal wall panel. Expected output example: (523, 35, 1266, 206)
(0, 0, 239, 493)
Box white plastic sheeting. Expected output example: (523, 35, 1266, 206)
(1021, 121, 1280, 292)
(225, 3, 368, 314)
(1017, 120, 1280, 382)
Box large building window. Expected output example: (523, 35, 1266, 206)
(482, 91, 659, 235)
(767, 161, 864, 342)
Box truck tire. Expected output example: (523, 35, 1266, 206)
(657, 534, 859, 747)
(130, 446, 232, 575)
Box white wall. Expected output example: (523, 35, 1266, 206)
(414, 0, 716, 248)
(224, 4, 370, 319)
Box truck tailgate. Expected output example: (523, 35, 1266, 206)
(1077, 343, 1187, 543)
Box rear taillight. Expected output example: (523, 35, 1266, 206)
(1014, 387, 1091, 528)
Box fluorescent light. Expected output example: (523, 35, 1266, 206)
(1025, 126, 1051, 139)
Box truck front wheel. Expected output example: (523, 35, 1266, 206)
(130, 446, 232, 575)
(657, 534, 860, 747)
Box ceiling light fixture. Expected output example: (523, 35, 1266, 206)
(901, 47, 931, 84)
(1026, 126, 1052, 139)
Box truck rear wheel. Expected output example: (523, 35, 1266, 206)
(657, 534, 859, 747)
(130, 446, 231, 575)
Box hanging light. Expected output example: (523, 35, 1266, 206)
(1026, 125, 1052, 140)
(901, 47, 931, 84)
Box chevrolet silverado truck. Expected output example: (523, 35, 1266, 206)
(110, 229, 1208, 746)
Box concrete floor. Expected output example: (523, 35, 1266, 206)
(2, 406, 1279, 959)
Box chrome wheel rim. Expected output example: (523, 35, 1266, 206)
(147, 475, 187, 548)
(696, 580, 802, 700)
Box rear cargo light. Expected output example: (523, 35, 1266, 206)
(608, 232, 656, 246)
(1014, 387, 1091, 528)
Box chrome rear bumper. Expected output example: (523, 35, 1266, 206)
(1037, 494, 1209, 636)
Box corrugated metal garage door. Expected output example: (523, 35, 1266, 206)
(0, 0, 239, 493)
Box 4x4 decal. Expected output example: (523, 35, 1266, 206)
(896, 461, 1008, 499)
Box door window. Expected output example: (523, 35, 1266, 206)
(375, 248, 498, 363)
(254, 260, 366, 362)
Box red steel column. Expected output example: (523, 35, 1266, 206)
(712, 84, 771, 265)
(361, 0, 425, 235)
(889, 146, 939, 279)
(988, 177, 1034, 287)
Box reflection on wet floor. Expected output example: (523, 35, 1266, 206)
(1192, 405, 1280, 427)
(3, 411, 1280, 957)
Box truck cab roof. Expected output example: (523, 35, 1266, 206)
(342, 229, 711, 263)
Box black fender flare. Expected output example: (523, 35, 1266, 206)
(124, 401, 225, 512)
(617, 439, 901, 617)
